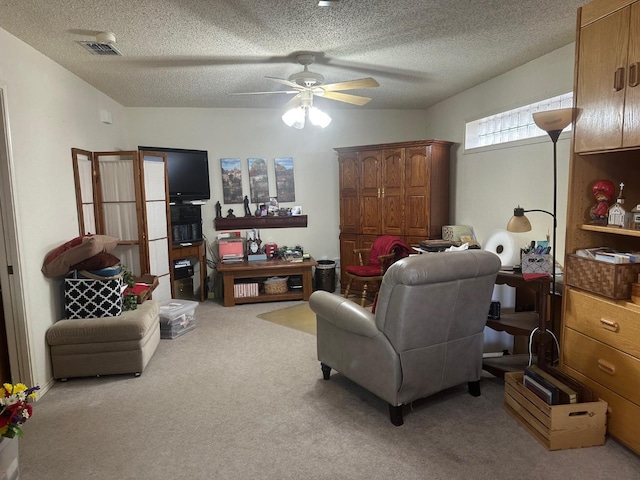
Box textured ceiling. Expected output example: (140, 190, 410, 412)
(0, 0, 585, 110)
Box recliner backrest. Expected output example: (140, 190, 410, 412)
(374, 250, 501, 354)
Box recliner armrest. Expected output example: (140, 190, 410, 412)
(309, 291, 379, 337)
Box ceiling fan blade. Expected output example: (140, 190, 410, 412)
(321, 77, 380, 92)
(283, 94, 302, 109)
(265, 76, 306, 91)
(321, 91, 372, 106)
(229, 90, 299, 96)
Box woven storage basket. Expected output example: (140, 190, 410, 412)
(565, 254, 640, 299)
(264, 276, 288, 294)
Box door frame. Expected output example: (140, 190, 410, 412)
(0, 84, 34, 385)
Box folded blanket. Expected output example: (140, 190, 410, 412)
(369, 235, 412, 269)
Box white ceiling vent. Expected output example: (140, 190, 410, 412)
(78, 31, 122, 56)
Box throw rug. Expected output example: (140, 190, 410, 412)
(257, 302, 316, 335)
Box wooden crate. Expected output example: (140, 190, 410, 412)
(503, 371, 607, 450)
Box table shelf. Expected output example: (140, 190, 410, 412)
(217, 257, 318, 306)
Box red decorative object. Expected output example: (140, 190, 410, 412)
(590, 179, 615, 225)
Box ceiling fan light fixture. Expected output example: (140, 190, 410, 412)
(308, 107, 331, 128)
(282, 107, 306, 129)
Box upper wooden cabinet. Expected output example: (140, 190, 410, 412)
(574, 0, 640, 152)
(335, 139, 452, 242)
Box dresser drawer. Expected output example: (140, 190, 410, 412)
(563, 328, 640, 405)
(564, 288, 640, 358)
(565, 366, 640, 455)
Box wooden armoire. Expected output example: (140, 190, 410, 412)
(335, 139, 453, 289)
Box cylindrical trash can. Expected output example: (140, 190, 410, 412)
(314, 260, 336, 292)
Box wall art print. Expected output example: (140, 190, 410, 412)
(248, 157, 269, 204)
(274, 157, 295, 202)
(220, 158, 243, 204)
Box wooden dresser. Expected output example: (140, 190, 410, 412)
(561, 0, 640, 455)
(334, 139, 452, 289)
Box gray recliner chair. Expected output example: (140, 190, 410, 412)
(309, 250, 501, 426)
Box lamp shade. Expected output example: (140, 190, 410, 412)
(532, 107, 575, 133)
(506, 207, 532, 232)
(282, 107, 305, 129)
(308, 107, 331, 128)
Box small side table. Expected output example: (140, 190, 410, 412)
(169, 242, 206, 302)
(483, 271, 554, 378)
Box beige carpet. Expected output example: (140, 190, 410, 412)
(257, 301, 316, 335)
(18, 299, 640, 480)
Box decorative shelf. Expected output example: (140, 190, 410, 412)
(215, 215, 308, 230)
(580, 224, 640, 238)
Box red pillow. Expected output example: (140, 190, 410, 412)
(71, 252, 121, 271)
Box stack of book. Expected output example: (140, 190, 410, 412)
(522, 365, 580, 405)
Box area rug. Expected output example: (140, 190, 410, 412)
(257, 302, 316, 335)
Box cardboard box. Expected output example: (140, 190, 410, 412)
(503, 371, 607, 450)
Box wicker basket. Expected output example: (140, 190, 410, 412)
(565, 254, 640, 299)
(264, 276, 289, 295)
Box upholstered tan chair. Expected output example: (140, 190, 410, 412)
(309, 250, 501, 425)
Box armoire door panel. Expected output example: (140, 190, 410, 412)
(381, 194, 404, 235)
(339, 153, 360, 233)
(575, 6, 630, 152)
(340, 195, 359, 233)
(623, 2, 640, 147)
(361, 195, 382, 234)
(405, 194, 429, 237)
(359, 151, 380, 190)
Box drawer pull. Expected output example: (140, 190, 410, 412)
(630, 62, 639, 88)
(614, 67, 625, 91)
(599, 318, 620, 332)
(597, 359, 616, 375)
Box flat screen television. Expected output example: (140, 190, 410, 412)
(139, 146, 210, 203)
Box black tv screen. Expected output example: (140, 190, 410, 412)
(139, 146, 210, 203)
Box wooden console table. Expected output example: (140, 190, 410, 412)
(217, 257, 318, 307)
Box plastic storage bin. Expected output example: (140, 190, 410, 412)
(159, 299, 198, 339)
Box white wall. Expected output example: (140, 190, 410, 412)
(125, 108, 428, 265)
(424, 44, 576, 261)
(0, 27, 128, 389)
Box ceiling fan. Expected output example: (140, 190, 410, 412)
(230, 53, 380, 128)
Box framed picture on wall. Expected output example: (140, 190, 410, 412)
(274, 157, 295, 202)
(220, 158, 243, 204)
(248, 157, 269, 204)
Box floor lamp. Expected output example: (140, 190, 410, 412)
(506, 107, 577, 366)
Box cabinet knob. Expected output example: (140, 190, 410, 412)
(599, 318, 620, 332)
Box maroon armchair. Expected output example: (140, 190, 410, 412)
(342, 235, 413, 307)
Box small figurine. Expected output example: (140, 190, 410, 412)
(215, 201, 222, 219)
(590, 179, 615, 225)
(243, 195, 252, 217)
(631, 204, 640, 231)
(226, 209, 236, 218)
(608, 182, 632, 228)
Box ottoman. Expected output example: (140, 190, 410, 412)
(46, 300, 160, 380)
